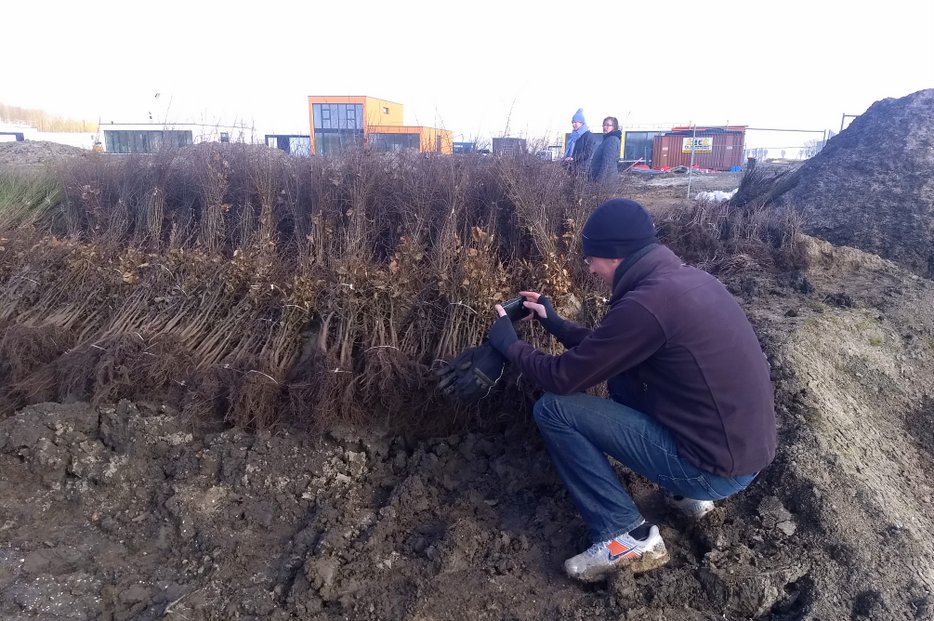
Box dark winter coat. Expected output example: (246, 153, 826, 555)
(502, 244, 777, 477)
(589, 129, 622, 182)
(570, 131, 598, 174)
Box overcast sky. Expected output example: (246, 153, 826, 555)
(3, 0, 932, 144)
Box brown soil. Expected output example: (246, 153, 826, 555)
(1, 107, 934, 620)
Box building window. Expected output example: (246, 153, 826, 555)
(220, 132, 230, 143)
(314, 131, 364, 156)
(313, 103, 364, 130)
(622, 131, 662, 163)
(382, 106, 390, 114)
(288, 136, 311, 156)
(104, 130, 193, 153)
(265, 135, 311, 156)
(369, 132, 419, 153)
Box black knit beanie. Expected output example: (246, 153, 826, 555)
(581, 199, 657, 258)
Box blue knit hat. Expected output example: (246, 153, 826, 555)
(582, 199, 657, 258)
(572, 108, 586, 124)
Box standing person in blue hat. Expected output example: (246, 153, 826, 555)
(484, 198, 777, 583)
(563, 108, 598, 175)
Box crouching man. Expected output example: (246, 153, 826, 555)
(486, 198, 776, 582)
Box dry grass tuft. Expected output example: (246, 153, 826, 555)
(658, 197, 809, 276)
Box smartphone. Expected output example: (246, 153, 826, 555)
(502, 296, 531, 322)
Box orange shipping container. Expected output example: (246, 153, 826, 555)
(651, 128, 746, 171)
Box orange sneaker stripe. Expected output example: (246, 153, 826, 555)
(607, 540, 632, 557)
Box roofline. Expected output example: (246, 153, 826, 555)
(370, 125, 451, 132)
(307, 96, 404, 106)
(100, 122, 256, 128)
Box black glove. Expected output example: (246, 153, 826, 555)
(487, 315, 519, 355)
(535, 295, 565, 335)
(435, 342, 506, 402)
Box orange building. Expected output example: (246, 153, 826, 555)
(307, 96, 453, 156)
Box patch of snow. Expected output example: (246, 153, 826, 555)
(695, 189, 737, 202)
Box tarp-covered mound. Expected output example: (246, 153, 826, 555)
(768, 88, 934, 278)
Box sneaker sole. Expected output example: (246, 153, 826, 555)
(567, 547, 670, 583)
(672, 501, 715, 520)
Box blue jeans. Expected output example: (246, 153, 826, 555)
(533, 392, 757, 543)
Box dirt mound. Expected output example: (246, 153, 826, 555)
(0, 140, 93, 169)
(766, 88, 934, 278)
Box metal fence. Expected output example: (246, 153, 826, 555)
(619, 125, 836, 170)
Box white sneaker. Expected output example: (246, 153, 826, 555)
(564, 524, 669, 582)
(671, 495, 715, 519)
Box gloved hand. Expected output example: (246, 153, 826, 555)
(534, 295, 565, 335)
(435, 342, 506, 402)
(487, 315, 519, 355)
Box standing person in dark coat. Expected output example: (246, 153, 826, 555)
(484, 199, 777, 583)
(563, 108, 598, 175)
(589, 116, 622, 183)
